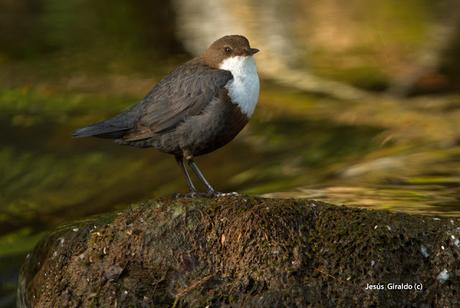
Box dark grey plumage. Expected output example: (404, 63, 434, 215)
(73, 35, 259, 196)
(73, 58, 232, 142)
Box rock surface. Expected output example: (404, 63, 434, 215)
(18, 196, 460, 307)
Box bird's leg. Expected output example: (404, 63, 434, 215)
(175, 156, 198, 196)
(187, 159, 217, 196)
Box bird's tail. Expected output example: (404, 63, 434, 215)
(73, 116, 132, 139)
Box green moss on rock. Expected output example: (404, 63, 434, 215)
(18, 196, 460, 307)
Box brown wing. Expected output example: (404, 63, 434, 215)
(123, 59, 233, 142)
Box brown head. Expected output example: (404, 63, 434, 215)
(202, 35, 259, 68)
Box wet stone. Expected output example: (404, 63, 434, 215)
(17, 196, 460, 307)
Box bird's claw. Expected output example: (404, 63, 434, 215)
(206, 191, 239, 197)
(174, 191, 208, 198)
(175, 191, 239, 198)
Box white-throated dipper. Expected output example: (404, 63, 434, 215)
(73, 35, 260, 196)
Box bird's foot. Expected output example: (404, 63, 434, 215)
(174, 191, 203, 199)
(174, 191, 210, 198)
(175, 191, 240, 198)
(206, 191, 240, 197)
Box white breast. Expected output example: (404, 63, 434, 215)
(219, 56, 260, 117)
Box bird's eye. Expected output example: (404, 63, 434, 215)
(224, 47, 232, 53)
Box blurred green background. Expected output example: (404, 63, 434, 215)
(1, 0, 460, 305)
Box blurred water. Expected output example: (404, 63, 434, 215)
(1, 0, 460, 305)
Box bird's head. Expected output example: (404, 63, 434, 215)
(203, 35, 259, 69)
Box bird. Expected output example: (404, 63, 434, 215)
(73, 35, 260, 197)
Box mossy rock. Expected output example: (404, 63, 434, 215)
(18, 196, 460, 307)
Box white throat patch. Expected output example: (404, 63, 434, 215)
(219, 56, 260, 117)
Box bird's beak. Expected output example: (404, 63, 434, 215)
(247, 48, 260, 56)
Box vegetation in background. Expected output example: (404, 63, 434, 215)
(0, 0, 459, 305)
